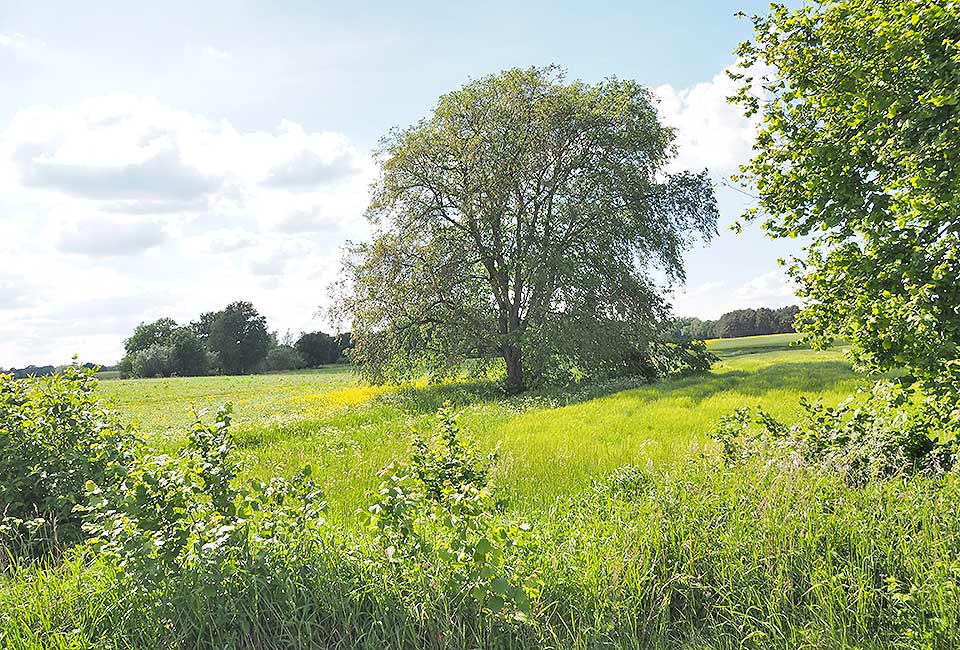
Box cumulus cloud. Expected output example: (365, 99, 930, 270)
(0, 95, 372, 224)
(263, 150, 356, 189)
(58, 217, 168, 257)
(0, 92, 376, 364)
(18, 146, 219, 201)
(735, 270, 798, 306)
(654, 64, 765, 177)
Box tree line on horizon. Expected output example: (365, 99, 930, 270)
(662, 305, 800, 342)
(116, 300, 352, 379)
(2, 303, 798, 381)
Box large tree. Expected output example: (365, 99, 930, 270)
(337, 66, 718, 391)
(205, 301, 271, 375)
(732, 1, 960, 410)
(295, 331, 342, 367)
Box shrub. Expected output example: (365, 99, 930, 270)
(363, 406, 535, 618)
(265, 345, 307, 372)
(711, 380, 956, 484)
(81, 405, 327, 638)
(0, 366, 136, 561)
(129, 344, 174, 378)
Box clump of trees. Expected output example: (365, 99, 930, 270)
(663, 305, 800, 342)
(295, 331, 353, 367)
(335, 66, 719, 392)
(118, 301, 351, 378)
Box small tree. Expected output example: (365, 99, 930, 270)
(336, 66, 718, 391)
(120, 318, 209, 377)
(266, 345, 307, 372)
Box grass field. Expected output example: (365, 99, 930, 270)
(97, 335, 857, 521)
(8, 334, 960, 649)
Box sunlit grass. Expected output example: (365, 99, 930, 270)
(95, 338, 860, 523)
(11, 336, 956, 649)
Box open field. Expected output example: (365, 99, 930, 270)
(7, 335, 960, 649)
(97, 337, 858, 521)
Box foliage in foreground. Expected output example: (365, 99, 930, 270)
(732, 0, 960, 418)
(713, 380, 957, 485)
(0, 367, 136, 561)
(5, 368, 960, 649)
(5, 459, 960, 649)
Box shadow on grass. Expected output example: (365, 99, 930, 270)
(378, 360, 860, 416)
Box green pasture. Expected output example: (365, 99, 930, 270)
(98, 336, 858, 521)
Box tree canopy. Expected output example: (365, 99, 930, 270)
(120, 318, 208, 378)
(337, 66, 718, 391)
(732, 0, 960, 410)
(204, 301, 271, 375)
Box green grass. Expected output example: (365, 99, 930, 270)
(10, 335, 955, 649)
(705, 332, 806, 357)
(95, 338, 857, 522)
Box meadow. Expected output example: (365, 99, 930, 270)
(98, 333, 856, 521)
(6, 334, 960, 649)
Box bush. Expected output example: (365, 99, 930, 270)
(364, 406, 535, 618)
(81, 405, 327, 637)
(129, 344, 174, 378)
(265, 345, 307, 372)
(0, 367, 136, 561)
(122, 329, 210, 378)
(711, 380, 956, 484)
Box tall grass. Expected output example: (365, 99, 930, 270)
(6, 337, 942, 649)
(97, 345, 857, 523)
(4, 461, 958, 649)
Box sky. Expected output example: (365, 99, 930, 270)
(0, 0, 805, 367)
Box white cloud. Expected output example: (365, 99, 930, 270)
(0, 94, 374, 366)
(263, 150, 357, 189)
(0, 95, 374, 226)
(57, 217, 168, 257)
(201, 45, 232, 61)
(735, 269, 798, 306)
(18, 145, 220, 201)
(654, 64, 765, 177)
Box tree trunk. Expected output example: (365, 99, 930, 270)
(503, 345, 525, 394)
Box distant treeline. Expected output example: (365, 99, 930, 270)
(118, 300, 352, 379)
(1, 362, 117, 380)
(663, 305, 800, 342)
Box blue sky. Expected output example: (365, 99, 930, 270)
(0, 1, 803, 367)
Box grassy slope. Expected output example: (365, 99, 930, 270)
(98, 336, 857, 521)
